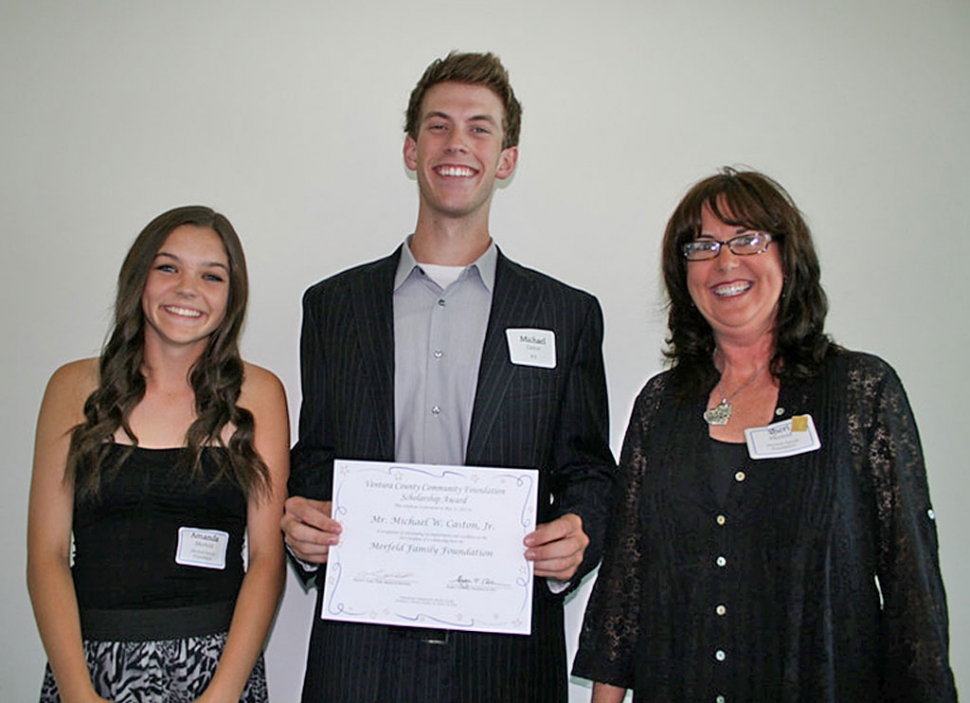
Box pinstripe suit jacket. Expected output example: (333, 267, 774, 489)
(289, 245, 615, 703)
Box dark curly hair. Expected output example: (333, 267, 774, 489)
(661, 168, 833, 397)
(68, 206, 270, 501)
(405, 51, 522, 150)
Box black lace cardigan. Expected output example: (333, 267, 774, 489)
(573, 350, 956, 701)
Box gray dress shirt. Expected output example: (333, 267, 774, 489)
(393, 238, 496, 466)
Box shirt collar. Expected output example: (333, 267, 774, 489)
(394, 235, 498, 293)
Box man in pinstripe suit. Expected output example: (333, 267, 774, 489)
(282, 51, 616, 703)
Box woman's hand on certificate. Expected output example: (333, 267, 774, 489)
(281, 497, 343, 563)
(523, 513, 589, 581)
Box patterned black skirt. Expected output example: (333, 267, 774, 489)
(39, 631, 268, 702)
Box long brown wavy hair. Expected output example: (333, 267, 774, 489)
(661, 168, 834, 398)
(68, 206, 270, 501)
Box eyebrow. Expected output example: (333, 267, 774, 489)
(423, 111, 499, 127)
(697, 227, 753, 238)
(153, 251, 229, 271)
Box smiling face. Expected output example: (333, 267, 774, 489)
(686, 203, 785, 346)
(141, 224, 230, 354)
(403, 81, 518, 223)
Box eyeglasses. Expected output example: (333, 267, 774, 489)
(681, 232, 776, 261)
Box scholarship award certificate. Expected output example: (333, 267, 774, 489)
(320, 459, 538, 636)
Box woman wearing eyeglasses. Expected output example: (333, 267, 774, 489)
(572, 168, 956, 702)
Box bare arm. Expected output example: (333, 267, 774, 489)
(591, 682, 628, 703)
(27, 360, 111, 703)
(195, 364, 289, 703)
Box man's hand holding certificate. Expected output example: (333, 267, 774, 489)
(321, 460, 539, 636)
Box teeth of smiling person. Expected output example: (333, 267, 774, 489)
(436, 165, 475, 177)
(712, 281, 752, 297)
(165, 306, 202, 317)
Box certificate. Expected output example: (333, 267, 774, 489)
(321, 459, 538, 635)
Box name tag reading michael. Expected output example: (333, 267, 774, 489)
(175, 527, 229, 570)
(322, 460, 538, 635)
(506, 328, 556, 368)
(744, 414, 821, 460)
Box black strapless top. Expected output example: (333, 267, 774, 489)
(72, 445, 247, 612)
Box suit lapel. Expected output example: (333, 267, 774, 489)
(350, 249, 400, 460)
(466, 253, 541, 463)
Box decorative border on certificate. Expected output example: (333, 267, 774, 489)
(321, 460, 538, 635)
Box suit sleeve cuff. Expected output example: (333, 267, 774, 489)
(286, 542, 321, 574)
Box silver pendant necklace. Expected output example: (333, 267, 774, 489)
(703, 362, 767, 426)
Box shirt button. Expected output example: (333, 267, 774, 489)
(775, 407, 785, 416)
(715, 649, 726, 662)
(437, 299, 446, 307)
(433, 350, 443, 359)
(716, 696, 726, 703)
(431, 406, 441, 415)
(715, 604, 726, 616)
(927, 509, 936, 521)
(716, 514, 726, 526)
(734, 471, 746, 482)
(716, 556, 727, 567)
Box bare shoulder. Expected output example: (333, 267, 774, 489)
(50, 357, 98, 387)
(240, 362, 288, 423)
(241, 362, 286, 402)
(35, 358, 99, 444)
(239, 362, 290, 470)
(43, 358, 99, 413)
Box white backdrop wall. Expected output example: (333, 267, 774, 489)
(2, 1, 967, 700)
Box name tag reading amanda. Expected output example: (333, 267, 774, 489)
(506, 328, 556, 369)
(175, 527, 229, 570)
(744, 414, 821, 460)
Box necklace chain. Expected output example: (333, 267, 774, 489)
(703, 354, 767, 426)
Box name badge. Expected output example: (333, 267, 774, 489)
(505, 328, 556, 369)
(175, 527, 229, 570)
(744, 414, 821, 460)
